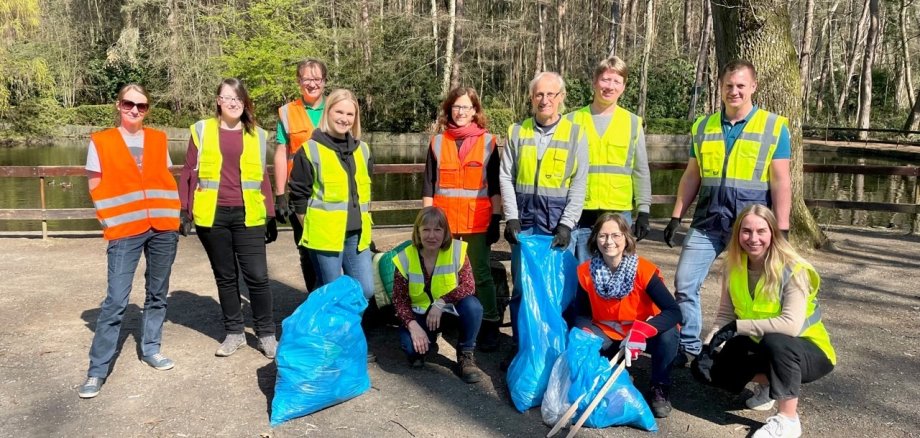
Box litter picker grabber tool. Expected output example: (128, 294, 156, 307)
(546, 350, 625, 438)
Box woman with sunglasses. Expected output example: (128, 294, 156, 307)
(574, 212, 681, 419)
(79, 84, 181, 399)
(288, 89, 375, 359)
(179, 78, 278, 359)
(422, 87, 503, 352)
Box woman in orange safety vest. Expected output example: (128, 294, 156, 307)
(574, 212, 681, 419)
(421, 87, 502, 351)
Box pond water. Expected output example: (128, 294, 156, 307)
(1, 139, 917, 232)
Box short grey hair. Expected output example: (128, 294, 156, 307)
(528, 72, 566, 97)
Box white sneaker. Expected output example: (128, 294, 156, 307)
(746, 383, 776, 411)
(752, 414, 802, 438)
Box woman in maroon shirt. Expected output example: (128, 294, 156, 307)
(391, 207, 484, 383)
(178, 78, 277, 359)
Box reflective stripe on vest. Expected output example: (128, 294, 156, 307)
(728, 256, 837, 365)
(431, 133, 495, 234)
(508, 117, 582, 232)
(89, 127, 180, 240)
(189, 118, 267, 227)
(278, 100, 315, 173)
(298, 139, 373, 252)
(392, 239, 468, 313)
(576, 257, 663, 341)
(690, 109, 787, 232)
(566, 105, 641, 211)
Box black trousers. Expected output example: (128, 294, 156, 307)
(196, 206, 274, 336)
(288, 211, 317, 291)
(711, 334, 834, 400)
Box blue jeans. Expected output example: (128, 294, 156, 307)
(308, 230, 374, 300)
(673, 227, 732, 355)
(87, 229, 178, 378)
(509, 226, 577, 343)
(398, 295, 483, 356)
(574, 211, 632, 263)
(578, 316, 679, 386)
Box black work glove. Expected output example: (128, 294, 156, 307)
(274, 193, 291, 224)
(504, 219, 521, 245)
(487, 214, 502, 245)
(708, 320, 737, 353)
(632, 212, 650, 241)
(265, 217, 278, 244)
(691, 350, 715, 384)
(179, 209, 193, 237)
(551, 224, 572, 249)
(663, 217, 681, 248)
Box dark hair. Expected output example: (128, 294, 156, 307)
(297, 58, 328, 81)
(215, 78, 257, 135)
(411, 206, 453, 250)
(114, 83, 151, 126)
(720, 59, 758, 82)
(436, 87, 489, 132)
(587, 212, 637, 257)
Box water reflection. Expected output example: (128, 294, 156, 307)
(1, 140, 918, 232)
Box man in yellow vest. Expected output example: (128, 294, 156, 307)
(565, 56, 651, 263)
(665, 60, 792, 366)
(273, 58, 327, 291)
(499, 71, 588, 357)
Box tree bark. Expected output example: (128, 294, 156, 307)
(431, 0, 438, 71)
(799, 0, 815, 119)
(688, 0, 712, 120)
(450, 0, 463, 90)
(856, 0, 879, 140)
(330, 0, 340, 69)
(608, 0, 622, 56)
(904, 88, 920, 131)
(711, 0, 828, 248)
(555, 0, 568, 76)
(835, 0, 871, 120)
(536, 1, 546, 74)
(813, 0, 839, 118)
(897, 0, 915, 110)
(441, 0, 456, 96)
(683, 0, 693, 49)
(637, 0, 655, 117)
(361, 0, 371, 67)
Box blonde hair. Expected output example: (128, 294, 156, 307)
(319, 89, 362, 139)
(593, 56, 629, 83)
(114, 83, 151, 126)
(411, 206, 452, 250)
(723, 204, 809, 301)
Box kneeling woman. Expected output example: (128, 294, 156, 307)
(701, 205, 835, 438)
(574, 212, 681, 418)
(391, 207, 484, 384)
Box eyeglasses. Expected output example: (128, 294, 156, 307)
(300, 77, 325, 85)
(119, 100, 149, 113)
(451, 105, 474, 113)
(218, 95, 242, 104)
(533, 91, 561, 101)
(597, 232, 625, 242)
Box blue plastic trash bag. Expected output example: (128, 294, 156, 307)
(507, 234, 578, 412)
(565, 328, 657, 431)
(270, 276, 371, 427)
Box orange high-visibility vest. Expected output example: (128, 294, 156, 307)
(431, 132, 495, 234)
(89, 127, 180, 240)
(277, 99, 316, 174)
(577, 256, 663, 340)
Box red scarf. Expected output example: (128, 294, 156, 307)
(445, 122, 486, 161)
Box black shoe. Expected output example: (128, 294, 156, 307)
(672, 350, 696, 369)
(477, 320, 500, 353)
(409, 354, 425, 369)
(649, 384, 672, 418)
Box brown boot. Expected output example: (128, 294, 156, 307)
(457, 350, 483, 384)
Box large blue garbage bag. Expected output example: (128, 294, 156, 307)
(507, 234, 578, 412)
(565, 328, 657, 431)
(270, 276, 371, 427)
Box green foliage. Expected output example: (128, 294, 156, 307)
(64, 104, 112, 125)
(646, 118, 694, 135)
(484, 107, 515, 135)
(2, 97, 64, 137)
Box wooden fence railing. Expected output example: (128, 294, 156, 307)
(2, 162, 918, 239)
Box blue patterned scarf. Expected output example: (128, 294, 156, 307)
(590, 254, 639, 299)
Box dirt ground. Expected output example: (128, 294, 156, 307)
(1, 221, 918, 437)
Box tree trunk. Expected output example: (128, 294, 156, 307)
(361, 0, 371, 67)
(835, 0, 871, 120)
(688, 0, 712, 120)
(799, 0, 815, 119)
(556, 0, 568, 76)
(431, 0, 438, 71)
(536, 1, 546, 74)
(683, 0, 693, 49)
(441, 0, 456, 96)
(330, 0, 340, 69)
(813, 1, 839, 118)
(904, 88, 920, 131)
(897, 0, 915, 110)
(608, 0, 622, 56)
(856, 0, 879, 140)
(637, 0, 655, 117)
(450, 0, 463, 90)
(711, 0, 828, 248)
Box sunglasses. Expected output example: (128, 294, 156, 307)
(119, 100, 149, 113)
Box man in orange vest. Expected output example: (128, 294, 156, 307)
(79, 84, 180, 399)
(273, 58, 327, 291)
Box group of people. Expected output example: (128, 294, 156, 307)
(77, 56, 834, 438)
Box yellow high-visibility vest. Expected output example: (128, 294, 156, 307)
(392, 239, 468, 313)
